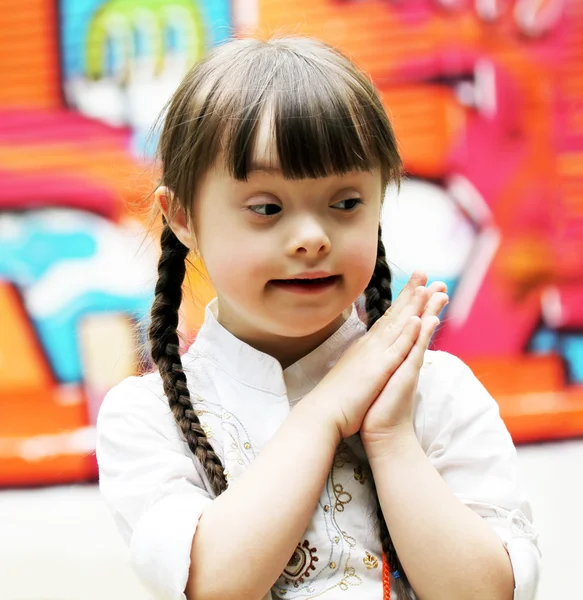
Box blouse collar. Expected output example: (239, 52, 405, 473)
(189, 299, 366, 403)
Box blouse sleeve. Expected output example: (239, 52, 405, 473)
(421, 351, 542, 600)
(96, 375, 215, 600)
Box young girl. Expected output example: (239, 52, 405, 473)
(96, 36, 541, 600)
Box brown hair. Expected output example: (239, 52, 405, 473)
(148, 35, 409, 596)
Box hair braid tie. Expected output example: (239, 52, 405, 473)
(382, 552, 391, 600)
(149, 220, 227, 497)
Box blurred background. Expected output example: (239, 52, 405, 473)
(0, 0, 582, 598)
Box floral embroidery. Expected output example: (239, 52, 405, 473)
(353, 465, 367, 485)
(333, 483, 352, 513)
(333, 442, 352, 469)
(330, 443, 354, 513)
(283, 540, 320, 587)
(215, 404, 255, 481)
(338, 566, 362, 591)
(363, 552, 379, 570)
(201, 423, 213, 439)
(342, 531, 357, 549)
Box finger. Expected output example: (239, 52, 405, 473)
(400, 285, 431, 322)
(389, 283, 445, 330)
(387, 316, 439, 393)
(384, 315, 422, 368)
(380, 315, 435, 393)
(422, 292, 449, 320)
(374, 285, 428, 346)
(406, 315, 440, 372)
(387, 276, 445, 322)
(383, 271, 428, 318)
(426, 280, 448, 296)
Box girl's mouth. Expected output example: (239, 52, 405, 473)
(269, 275, 341, 294)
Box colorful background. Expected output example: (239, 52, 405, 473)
(1, 0, 582, 488)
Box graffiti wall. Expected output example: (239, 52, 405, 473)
(0, 0, 582, 487)
(0, 0, 227, 486)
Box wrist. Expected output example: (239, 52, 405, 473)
(362, 422, 418, 462)
(297, 391, 343, 449)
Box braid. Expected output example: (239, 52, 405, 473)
(364, 226, 411, 598)
(365, 226, 393, 328)
(148, 220, 227, 496)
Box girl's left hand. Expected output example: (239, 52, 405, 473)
(360, 283, 449, 452)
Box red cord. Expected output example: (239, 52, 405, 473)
(382, 553, 391, 599)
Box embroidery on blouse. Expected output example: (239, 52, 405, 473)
(282, 540, 320, 587)
(190, 398, 378, 599)
(189, 397, 255, 485)
(363, 551, 379, 570)
(222, 418, 256, 484)
(327, 443, 362, 594)
(201, 423, 214, 439)
(330, 443, 356, 548)
(274, 442, 366, 599)
(353, 465, 367, 485)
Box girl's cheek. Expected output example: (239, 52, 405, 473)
(345, 234, 378, 274)
(207, 243, 267, 292)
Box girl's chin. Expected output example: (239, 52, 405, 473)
(269, 311, 349, 339)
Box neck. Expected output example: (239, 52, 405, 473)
(253, 315, 348, 369)
(215, 303, 349, 370)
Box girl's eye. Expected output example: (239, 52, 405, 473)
(248, 204, 282, 216)
(332, 198, 362, 210)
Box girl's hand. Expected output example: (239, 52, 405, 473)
(307, 273, 441, 440)
(360, 287, 449, 453)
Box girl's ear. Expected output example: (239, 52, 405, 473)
(155, 186, 198, 251)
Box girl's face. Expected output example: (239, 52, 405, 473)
(184, 124, 383, 353)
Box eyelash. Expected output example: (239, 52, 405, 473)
(247, 198, 363, 216)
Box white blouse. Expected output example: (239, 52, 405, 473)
(96, 300, 541, 600)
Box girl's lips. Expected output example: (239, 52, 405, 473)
(269, 275, 342, 294)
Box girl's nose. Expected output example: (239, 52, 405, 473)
(287, 220, 332, 257)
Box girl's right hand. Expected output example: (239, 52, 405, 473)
(308, 272, 446, 439)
